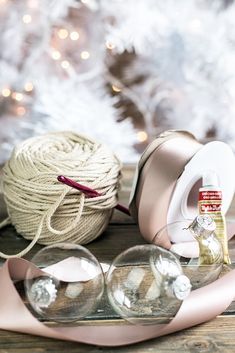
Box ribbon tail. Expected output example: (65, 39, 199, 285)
(0, 258, 235, 347)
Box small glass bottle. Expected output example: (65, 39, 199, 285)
(188, 214, 224, 265)
(198, 171, 230, 264)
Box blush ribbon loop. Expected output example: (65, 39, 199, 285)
(0, 257, 235, 347)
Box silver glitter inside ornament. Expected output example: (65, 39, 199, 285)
(171, 275, 192, 300)
(28, 277, 58, 311)
(153, 255, 191, 301)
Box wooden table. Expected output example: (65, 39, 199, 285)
(0, 165, 235, 353)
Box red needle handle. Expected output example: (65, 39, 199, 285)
(57, 175, 131, 216)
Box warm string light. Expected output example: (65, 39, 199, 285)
(70, 31, 79, 41)
(57, 28, 68, 39)
(51, 49, 61, 60)
(61, 60, 70, 69)
(137, 131, 148, 142)
(80, 51, 90, 60)
(1, 83, 33, 101)
(22, 14, 32, 24)
(12, 92, 23, 102)
(50, 50, 71, 70)
(1, 87, 27, 117)
(16, 106, 26, 116)
(50, 27, 90, 69)
(50, 48, 73, 70)
(24, 82, 34, 92)
(57, 28, 80, 41)
(112, 84, 121, 93)
(106, 41, 116, 50)
(1, 89, 27, 102)
(1, 88, 11, 97)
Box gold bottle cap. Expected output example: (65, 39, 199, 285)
(189, 214, 216, 237)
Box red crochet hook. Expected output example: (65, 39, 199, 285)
(57, 175, 131, 216)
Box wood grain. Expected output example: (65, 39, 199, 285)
(0, 165, 235, 352)
(0, 317, 235, 353)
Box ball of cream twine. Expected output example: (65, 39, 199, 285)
(0, 132, 121, 259)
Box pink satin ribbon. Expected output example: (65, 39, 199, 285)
(129, 131, 202, 249)
(0, 257, 235, 346)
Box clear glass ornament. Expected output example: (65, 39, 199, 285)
(154, 218, 223, 290)
(106, 244, 191, 325)
(25, 243, 104, 322)
(25, 243, 192, 325)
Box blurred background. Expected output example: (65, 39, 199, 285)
(0, 0, 235, 163)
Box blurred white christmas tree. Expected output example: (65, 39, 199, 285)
(1, 0, 235, 163)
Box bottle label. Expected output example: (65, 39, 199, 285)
(199, 190, 222, 201)
(200, 203, 221, 213)
(199, 191, 222, 213)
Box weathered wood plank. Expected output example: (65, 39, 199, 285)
(0, 316, 235, 352)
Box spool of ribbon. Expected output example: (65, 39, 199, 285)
(129, 130, 235, 257)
